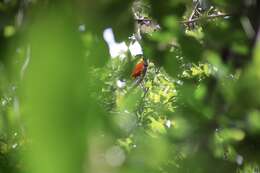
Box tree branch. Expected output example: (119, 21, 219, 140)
(189, 2, 199, 21)
(182, 13, 230, 24)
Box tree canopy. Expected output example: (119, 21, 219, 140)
(0, 0, 260, 173)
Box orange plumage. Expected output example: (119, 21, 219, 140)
(131, 60, 145, 78)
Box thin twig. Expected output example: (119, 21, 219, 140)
(135, 13, 230, 26)
(182, 13, 230, 24)
(20, 44, 31, 79)
(189, 2, 199, 21)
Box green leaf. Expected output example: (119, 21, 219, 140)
(4, 25, 16, 37)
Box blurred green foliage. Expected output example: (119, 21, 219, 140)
(0, 0, 260, 173)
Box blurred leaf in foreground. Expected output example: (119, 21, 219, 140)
(20, 5, 99, 173)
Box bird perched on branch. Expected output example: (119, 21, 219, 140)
(131, 58, 148, 79)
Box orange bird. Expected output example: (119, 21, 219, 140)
(131, 59, 147, 79)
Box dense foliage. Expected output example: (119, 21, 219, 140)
(0, 0, 260, 173)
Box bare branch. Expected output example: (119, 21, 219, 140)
(182, 13, 230, 24)
(189, 2, 199, 21)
